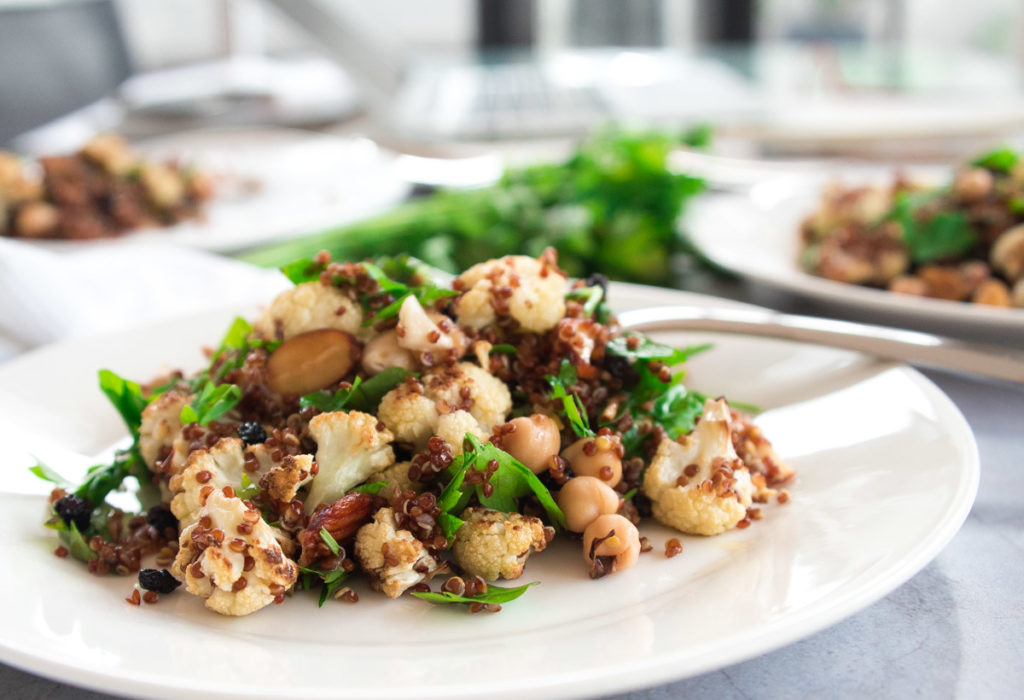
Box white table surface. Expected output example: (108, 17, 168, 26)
(2, 274, 1021, 699)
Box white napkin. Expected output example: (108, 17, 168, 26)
(0, 238, 290, 362)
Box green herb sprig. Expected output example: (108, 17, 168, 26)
(437, 434, 566, 538)
(298, 566, 351, 607)
(887, 191, 977, 264)
(299, 368, 413, 414)
(412, 581, 538, 606)
(240, 128, 710, 287)
(545, 360, 594, 438)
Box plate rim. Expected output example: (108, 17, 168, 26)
(0, 285, 980, 698)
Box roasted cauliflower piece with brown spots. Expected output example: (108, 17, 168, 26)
(304, 411, 396, 514)
(377, 362, 511, 448)
(451, 507, 549, 581)
(643, 398, 754, 536)
(138, 391, 191, 472)
(454, 254, 567, 333)
(353, 507, 447, 598)
(255, 281, 362, 341)
(171, 490, 297, 616)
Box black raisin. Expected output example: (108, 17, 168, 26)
(146, 506, 178, 535)
(604, 355, 636, 383)
(55, 495, 92, 532)
(237, 421, 267, 446)
(138, 568, 181, 594)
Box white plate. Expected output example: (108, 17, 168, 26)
(0, 284, 978, 699)
(30, 127, 410, 254)
(686, 179, 1024, 340)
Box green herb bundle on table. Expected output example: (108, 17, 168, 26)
(239, 128, 709, 286)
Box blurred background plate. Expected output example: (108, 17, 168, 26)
(685, 176, 1024, 342)
(27, 127, 411, 253)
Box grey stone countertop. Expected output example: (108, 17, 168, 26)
(2, 276, 1022, 699)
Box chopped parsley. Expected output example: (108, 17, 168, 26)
(605, 334, 710, 365)
(238, 473, 260, 500)
(412, 581, 538, 606)
(298, 566, 351, 607)
(971, 146, 1019, 173)
(888, 191, 977, 264)
(319, 527, 340, 556)
(546, 360, 594, 438)
(179, 381, 242, 426)
(280, 257, 325, 284)
(98, 369, 146, 436)
(350, 481, 387, 495)
(300, 367, 413, 414)
(565, 285, 604, 317)
(358, 262, 458, 326)
(437, 434, 566, 538)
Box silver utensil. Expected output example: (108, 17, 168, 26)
(617, 305, 1024, 385)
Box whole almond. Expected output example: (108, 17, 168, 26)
(266, 329, 360, 396)
(298, 492, 374, 566)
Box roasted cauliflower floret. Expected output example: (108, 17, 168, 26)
(454, 254, 567, 333)
(139, 163, 185, 210)
(254, 281, 362, 341)
(435, 410, 488, 454)
(304, 411, 395, 513)
(376, 382, 438, 446)
(395, 295, 466, 358)
(378, 363, 511, 448)
(378, 460, 421, 497)
(643, 398, 753, 536)
(80, 133, 136, 175)
(170, 490, 297, 616)
(452, 507, 549, 581)
(169, 438, 279, 527)
(353, 507, 446, 598)
(259, 453, 315, 504)
(138, 391, 191, 471)
(803, 184, 892, 240)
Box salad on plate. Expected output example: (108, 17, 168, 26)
(34, 250, 793, 616)
(800, 147, 1024, 308)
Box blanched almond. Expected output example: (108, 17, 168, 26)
(266, 329, 360, 396)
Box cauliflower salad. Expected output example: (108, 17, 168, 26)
(36, 250, 793, 616)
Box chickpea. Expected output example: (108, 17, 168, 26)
(888, 274, 927, 297)
(582, 514, 641, 578)
(959, 260, 992, 294)
(558, 476, 621, 533)
(973, 278, 1011, 306)
(362, 329, 417, 375)
(14, 201, 59, 238)
(917, 265, 971, 301)
(561, 434, 623, 487)
(875, 248, 909, 284)
(1012, 278, 1024, 308)
(81, 133, 135, 175)
(953, 167, 994, 203)
(500, 414, 561, 474)
(990, 225, 1024, 283)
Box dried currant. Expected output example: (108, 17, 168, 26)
(55, 494, 92, 532)
(146, 506, 178, 534)
(138, 568, 182, 594)
(237, 421, 267, 446)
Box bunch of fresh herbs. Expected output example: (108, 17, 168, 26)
(239, 128, 710, 286)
